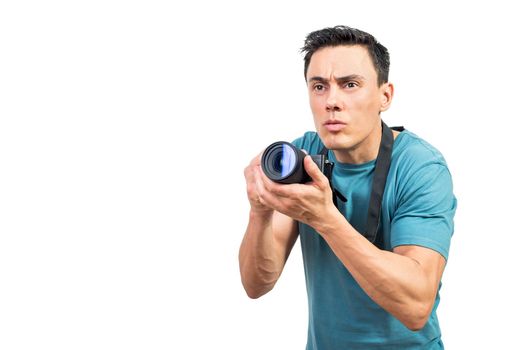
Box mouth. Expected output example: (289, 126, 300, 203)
(323, 119, 346, 132)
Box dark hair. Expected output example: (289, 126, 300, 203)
(301, 25, 390, 85)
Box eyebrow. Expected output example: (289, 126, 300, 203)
(308, 74, 366, 84)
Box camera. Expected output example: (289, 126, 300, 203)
(261, 141, 333, 184)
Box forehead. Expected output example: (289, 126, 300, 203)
(307, 45, 377, 80)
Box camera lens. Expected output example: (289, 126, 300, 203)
(261, 141, 306, 183)
(271, 144, 296, 177)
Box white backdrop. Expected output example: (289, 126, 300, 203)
(1, 1, 523, 349)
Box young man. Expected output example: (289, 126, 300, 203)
(239, 26, 457, 349)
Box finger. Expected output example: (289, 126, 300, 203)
(254, 167, 284, 209)
(249, 151, 264, 168)
(303, 155, 329, 188)
(256, 165, 303, 198)
(244, 163, 255, 182)
(253, 166, 267, 196)
(247, 151, 265, 174)
(245, 151, 267, 183)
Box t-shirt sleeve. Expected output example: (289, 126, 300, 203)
(390, 163, 457, 260)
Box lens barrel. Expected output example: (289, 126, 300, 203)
(261, 141, 308, 184)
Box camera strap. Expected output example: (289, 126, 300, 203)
(320, 121, 404, 246)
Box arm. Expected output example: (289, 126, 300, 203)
(238, 154, 299, 299)
(316, 211, 445, 331)
(257, 155, 446, 330)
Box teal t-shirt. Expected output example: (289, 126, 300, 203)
(292, 130, 457, 350)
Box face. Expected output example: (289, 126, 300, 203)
(306, 45, 393, 163)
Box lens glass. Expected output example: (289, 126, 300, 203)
(273, 144, 296, 178)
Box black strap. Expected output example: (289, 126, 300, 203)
(320, 121, 401, 246)
(365, 121, 393, 243)
(320, 147, 347, 205)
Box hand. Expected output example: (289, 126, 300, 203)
(244, 153, 274, 216)
(254, 154, 338, 230)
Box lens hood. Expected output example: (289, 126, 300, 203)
(261, 141, 307, 184)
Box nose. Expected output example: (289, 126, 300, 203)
(326, 86, 342, 112)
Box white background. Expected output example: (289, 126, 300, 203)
(1, 1, 523, 349)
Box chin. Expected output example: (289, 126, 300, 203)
(319, 132, 353, 151)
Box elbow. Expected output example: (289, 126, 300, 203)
(239, 264, 278, 299)
(401, 301, 433, 332)
(245, 288, 267, 299)
(239, 256, 279, 299)
(241, 275, 274, 299)
(405, 319, 428, 332)
(242, 282, 273, 299)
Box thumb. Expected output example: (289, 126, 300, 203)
(303, 155, 328, 185)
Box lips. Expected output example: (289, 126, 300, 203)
(323, 120, 346, 132)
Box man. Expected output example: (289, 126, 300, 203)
(239, 26, 457, 349)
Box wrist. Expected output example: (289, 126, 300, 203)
(312, 206, 348, 237)
(249, 208, 274, 221)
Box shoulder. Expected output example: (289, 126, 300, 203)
(392, 130, 452, 188)
(390, 130, 455, 207)
(393, 130, 448, 170)
(389, 131, 457, 259)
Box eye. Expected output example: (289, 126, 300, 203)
(313, 84, 325, 91)
(344, 82, 357, 88)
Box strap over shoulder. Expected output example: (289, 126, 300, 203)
(318, 121, 400, 248)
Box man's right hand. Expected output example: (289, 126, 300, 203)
(244, 153, 273, 216)
(240, 152, 299, 299)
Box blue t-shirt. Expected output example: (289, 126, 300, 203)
(292, 130, 457, 350)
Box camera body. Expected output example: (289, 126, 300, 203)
(261, 141, 333, 184)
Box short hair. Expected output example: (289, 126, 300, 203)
(301, 25, 390, 85)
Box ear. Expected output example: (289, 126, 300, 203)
(379, 82, 394, 112)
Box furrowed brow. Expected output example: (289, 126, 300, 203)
(335, 74, 365, 84)
(308, 75, 365, 84)
(308, 76, 328, 84)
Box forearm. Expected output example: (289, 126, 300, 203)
(239, 210, 285, 298)
(316, 210, 437, 330)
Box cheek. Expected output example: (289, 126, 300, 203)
(351, 92, 380, 114)
(309, 95, 322, 110)
(309, 97, 324, 118)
